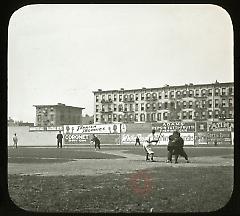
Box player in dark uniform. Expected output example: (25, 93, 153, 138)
(173, 131, 190, 163)
(135, 136, 141, 146)
(166, 134, 176, 163)
(91, 134, 101, 150)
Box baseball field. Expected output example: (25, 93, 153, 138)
(8, 145, 234, 213)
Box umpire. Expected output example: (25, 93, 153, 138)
(173, 131, 190, 164)
(166, 134, 175, 163)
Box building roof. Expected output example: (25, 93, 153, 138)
(33, 103, 85, 110)
(92, 81, 234, 94)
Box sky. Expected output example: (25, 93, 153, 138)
(8, 4, 233, 123)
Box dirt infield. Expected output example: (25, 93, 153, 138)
(8, 149, 234, 177)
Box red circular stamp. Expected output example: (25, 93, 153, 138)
(129, 170, 152, 197)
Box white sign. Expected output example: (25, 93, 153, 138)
(63, 124, 121, 134)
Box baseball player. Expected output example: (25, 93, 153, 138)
(143, 129, 159, 162)
(91, 134, 101, 150)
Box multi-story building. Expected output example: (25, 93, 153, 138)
(93, 81, 234, 124)
(33, 103, 85, 126)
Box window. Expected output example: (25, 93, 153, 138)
(195, 89, 199, 97)
(135, 114, 138, 122)
(146, 103, 151, 110)
(183, 101, 187, 109)
(163, 112, 168, 120)
(108, 105, 112, 111)
(96, 95, 99, 102)
(141, 103, 144, 111)
(158, 102, 162, 110)
(195, 101, 199, 108)
(124, 104, 128, 112)
(229, 110, 233, 118)
(135, 103, 139, 111)
(222, 88, 226, 96)
(170, 102, 175, 109)
(129, 114, 134, 122)
(229, 98, 233, 107)
(95, 115, 99, 122)
(176, 101, 181, 109)
(164, 102, 168, 109)
(130, 94, 134, 101)
(158, 92, 162, 99)
(164, 91, 168, 99)
(108, 95, 112, 100)
(182, 111, 187, 119)
(214, 110, 219, 118)
(228, 87, 233, 95)
(194, 111, 199, 119)
(222, 99, 226, 107)
(124, 94, 128, 101)
(141, 93, 144, 100)
(215, 88, 219, 96)
(182, 90, 187, 98)
(189, 101, 193, 108)
(202, 100, 206, 108)
(113, 114, 117, 121)
(170, 91, 174, 98)
(118, 114, 122, 122)
(113, 94, 117, 101)
(152, 103, 156, 110)
(176, 91, 181, 98)
(152, 93, 157, 100)
(37, 115, 41, 122)
(146, 93, 151, 100)
(157, 113, 161, 121)
(96, 105, 99, 112)
(202, 111, 206, 119)
(119, 95, 122, 102)
(215, 99, 219, 108)
(130, 104, 133, 111)
(108, 114, 112, 121)
(151, 113, 156, 121)
(189, 90, 193, 97)
(118, 104, 123, 112)
(208, 89, 212, 96)
(135, 94, 139, 101)
(140, 113, 145, 121)
(50, 114, 54, 121)
(189, 111, 193, 119)
(201, 89, 206, 97)
(114, 104, 117, 111)
(208, 111, 212, 119)
(102, 95, 105, 100)
(102, 105, 105, 112)
(208, 100, 212, 108)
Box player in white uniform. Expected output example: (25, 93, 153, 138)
(143, 129, 159, 162)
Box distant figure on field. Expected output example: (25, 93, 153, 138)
(91, 134, 101, 150)
(214, 139, 217, 146)
(135, 136, 141, 146)
(57, 131, 63, 148)
(173, 131, 190, 164)
(13, 133, 18, 148)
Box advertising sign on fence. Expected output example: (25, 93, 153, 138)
(63, 124, 121, 134)
(207, 131, 232, 145)
(152, 122, 195, 133)
(121, 132, 194, 145)
(29, 126, 63, 132)
(195, 132, 208, 144)
(208, 121, 234, 132)
(64, 134, 89, 144)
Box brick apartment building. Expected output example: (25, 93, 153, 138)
(93, 81, 234, 124)
(33, 103, 85, 126)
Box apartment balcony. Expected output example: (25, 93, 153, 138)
(123, 98, 135, 103)
(101, 99, 113, 103)
(100, 110, 113, 113)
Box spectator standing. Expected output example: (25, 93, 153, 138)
(57, 131, 63, 148)
(135, 136, 141, 146)
(13, 133, 18, 148)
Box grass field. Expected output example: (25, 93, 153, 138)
(8, 146, 234, 213)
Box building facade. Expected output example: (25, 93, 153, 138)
(93, 81, 234, 124)
(33, 103, 85, 126)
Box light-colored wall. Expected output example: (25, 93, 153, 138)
(8, 126, 58, 146)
